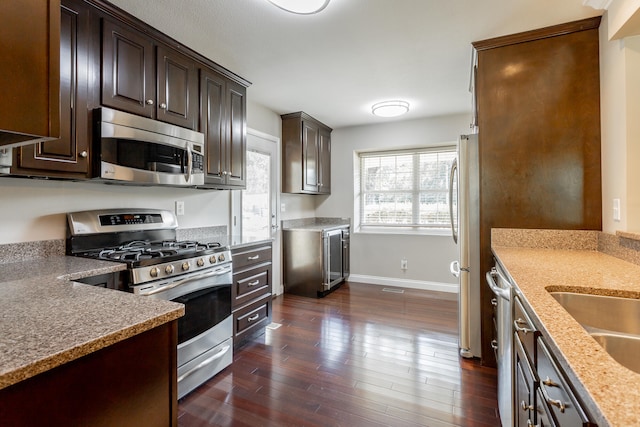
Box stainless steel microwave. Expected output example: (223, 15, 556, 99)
(93, 107, 205, 186)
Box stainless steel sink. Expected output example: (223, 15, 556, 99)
(550, 292, 640, 335)
(591, 333, 640, 374)
(550, 292, 640, 373)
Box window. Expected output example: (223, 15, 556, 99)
(358, 146, 456, 229)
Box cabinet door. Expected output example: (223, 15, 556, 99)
(302, 121, 320, 192)
(200, 69, 226, 186)
(102, 19, 155, 118)
(0, 0, 60, 145)
(318, 128, 331, 194)
(225, 79, 246, 188)
(156, 45, 198, 130)
(14, 0, 89, 177)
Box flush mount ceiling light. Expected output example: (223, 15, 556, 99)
(267, 0, 330, 15)
(371, 100, 410, 118)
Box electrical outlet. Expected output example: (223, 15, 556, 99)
(175, 201, 185, 216)
(613, 198, 621, 222)
(401, 259, 408, 270)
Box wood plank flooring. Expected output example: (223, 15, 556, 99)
(178, 282, 499, 427)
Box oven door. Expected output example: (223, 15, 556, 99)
(133, 265, 233, 398)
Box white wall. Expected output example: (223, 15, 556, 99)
(0, 178, 230, 244)
(316, 113, 470, 288)
(600, 12, 640, 233)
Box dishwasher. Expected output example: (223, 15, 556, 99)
(283, 225, 350, 298)
(486, 262, 514, 427)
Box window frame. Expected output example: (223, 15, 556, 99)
(356, 145, 456, 233)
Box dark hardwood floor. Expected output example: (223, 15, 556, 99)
(178, 282, 499, 427)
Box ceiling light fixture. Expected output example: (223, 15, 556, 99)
(371, 100, 410, 118)
(267, 0, 330, 15)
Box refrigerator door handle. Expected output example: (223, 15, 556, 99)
(449, 157, 458, 244)
(449, 260, 469, 278)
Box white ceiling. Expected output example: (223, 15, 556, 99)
(108, 0, 602, 129)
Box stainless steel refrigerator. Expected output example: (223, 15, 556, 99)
(448, 134, 482, 359)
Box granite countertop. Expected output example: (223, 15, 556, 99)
(0, 256, 184, 391)
(281, 217, 350, 232)
(492, 229, 640, 427)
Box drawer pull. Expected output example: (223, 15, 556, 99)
(546, 396, 566, 413)
(542, 376, 560, 387)
(490, 339, 498, 350)
(247, 313, 260, 322)
(520, 400, 533, 411)
(514, 318, 533, 334)
(491, 298, 497, 307)
(248, 280, 260, 287)
(248, 255, 260, 260)
(540, 381, 566, 413)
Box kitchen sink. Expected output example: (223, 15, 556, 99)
(591, 333, 640, 374)
(550, 292, 640, 373)
(550, 292, 640, 335)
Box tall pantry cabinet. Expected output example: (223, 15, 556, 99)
(473, 17, 603, 367)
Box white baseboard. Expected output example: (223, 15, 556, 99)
(347, 274, 458, 293)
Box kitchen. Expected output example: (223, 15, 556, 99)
(1, 0, 640, 426)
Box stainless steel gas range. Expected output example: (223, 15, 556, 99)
(66, 209, 233, 399)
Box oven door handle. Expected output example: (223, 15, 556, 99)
(143, 267, 230, 296)
(177, 344, 231, 383)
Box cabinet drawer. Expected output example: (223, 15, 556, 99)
(232, 245, 272, 271)
(234, 293, 271, 338)
(232, 265, 271, 309)
(514, 296, 538, 365)
(537, 338, 589, 426)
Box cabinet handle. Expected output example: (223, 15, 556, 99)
(248, 255, 260, 260)
(222, 171, 228, 176)
(159, 102, 167, 109)
(520, 401, 533, 411)
(247, 313, 260, 322)
(79, 151, 88, 158)
(542, 376, 560, 387)
(514, 318, 533, 334)
(540, 381, 567, 413)
(248, 280, 260, 287)
(491, 298, 497, 307)
(146, 99, 154, 105)
(490, 339, 498, 350)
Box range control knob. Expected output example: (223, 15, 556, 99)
(150, 267, 159, 278)
(218, 253, 225, 262)
(209, 255, 217, 264)
(182, 262, 190, 271)
(197, 258, 205, 267)
(165, 264, 175, 275)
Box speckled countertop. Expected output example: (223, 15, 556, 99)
(492, 229, 640, 427)
(281, 217, 350, 232)
(0, 256, 184, 391)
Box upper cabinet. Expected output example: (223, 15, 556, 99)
(0, 0, 60, 148)
(282, 112, 332, 195)
(200, 70, 247, 189)
(101, 19, 198, 130)
(12, 0, 91, 178)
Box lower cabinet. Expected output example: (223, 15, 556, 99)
(513, 295, 595, 427)
(0, 321, 178, 427)
(231, 242, 272, 349)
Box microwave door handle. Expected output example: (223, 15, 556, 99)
(186, 144, 193, 183)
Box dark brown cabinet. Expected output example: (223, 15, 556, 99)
(282, 112, 332, 195)
(473, 17, 602, 367)
(0, 0, 60, 148)
(102, 19, 198, 130)
(12, 0, 90, 178)
(199, 69, 247, 189)
(0, 321, 178, 427)
(231, 243, 272, 349)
